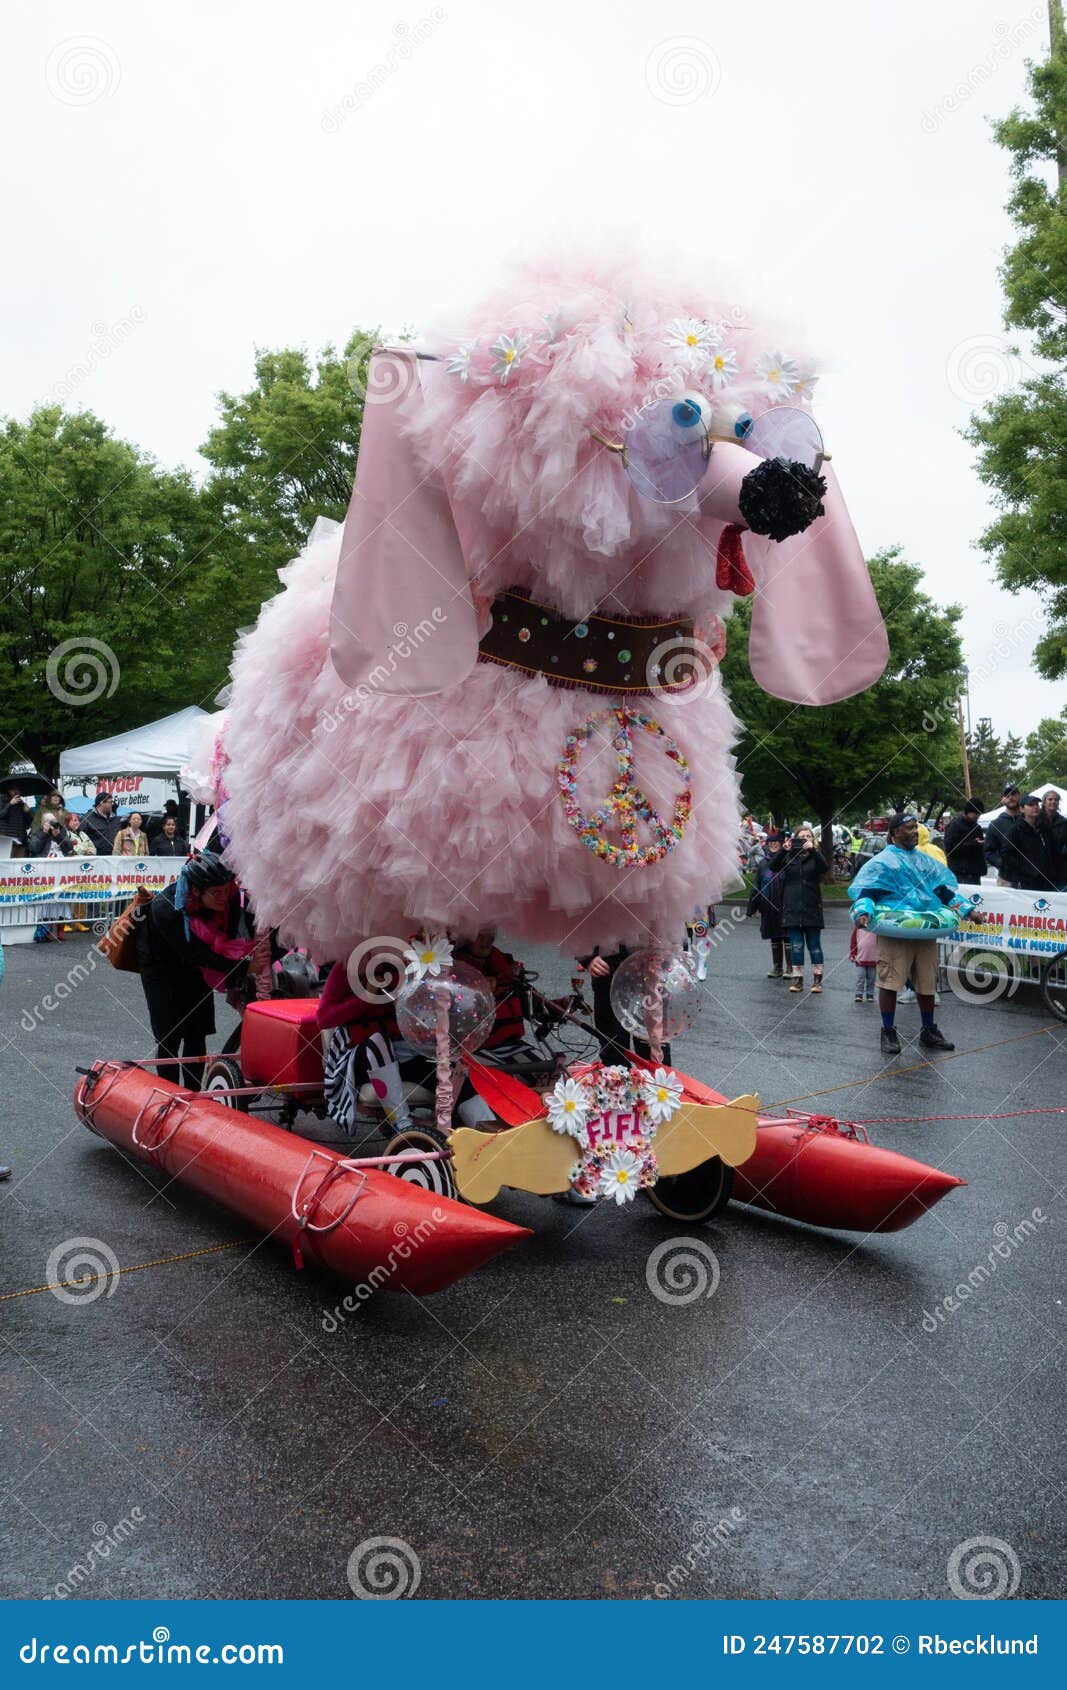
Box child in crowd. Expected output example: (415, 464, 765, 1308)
(849, 917, 878, 1004)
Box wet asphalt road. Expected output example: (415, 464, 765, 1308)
(1, 908, 1064, 1602)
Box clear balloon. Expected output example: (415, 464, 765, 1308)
(395, 961, 496, 1056)
(609, 946, 704, 1042)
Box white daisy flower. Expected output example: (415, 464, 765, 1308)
(403, 932, 454, 982)
(599, 1148, 643, 1205)
(707, 346, 738, 391)
(755, 350, 800, 400)
(546, 1076, 590, 1138)
(664, 316, 720, 365)
(794, 368, 819, 402)
(640, 1067, 684, 1124)
(490, 331, 530, 385)
(445, 341, 476, 382)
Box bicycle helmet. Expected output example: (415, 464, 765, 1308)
(182, 850, 235, 890)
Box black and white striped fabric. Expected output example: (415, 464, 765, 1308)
(322, 1027, 394, 1135)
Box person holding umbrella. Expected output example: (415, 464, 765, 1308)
(0, 764, 52, 857)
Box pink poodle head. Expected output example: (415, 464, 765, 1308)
(331, 254, 888, 706)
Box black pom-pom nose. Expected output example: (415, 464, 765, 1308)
(738, 456, 827, 542)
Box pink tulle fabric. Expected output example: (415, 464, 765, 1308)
(221, 255, 847, 962)
(222, 520, 741, 960)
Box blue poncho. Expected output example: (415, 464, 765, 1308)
(848, 844, 958, 927)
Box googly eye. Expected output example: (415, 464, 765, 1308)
(711, 401, 753, 442)
(669, 390, 712, 439)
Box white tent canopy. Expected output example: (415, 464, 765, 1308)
(60, 707, 211, 778)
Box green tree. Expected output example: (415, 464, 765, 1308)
(967, 17, 1067, 677)
(0, 408, 245, 773)
(964, 715, 1024, 804)
(1022, 704, 1067, 784)
(721, 550, 965, 858)
(198, 332, 376, 597)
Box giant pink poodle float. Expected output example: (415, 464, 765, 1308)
(216, 256, 887, 962)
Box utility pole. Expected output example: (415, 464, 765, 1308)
(958, 698, 972, 799)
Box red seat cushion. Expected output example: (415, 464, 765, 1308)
(240, 999, 324, 1089)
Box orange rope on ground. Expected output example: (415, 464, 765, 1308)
(771, 1024, 1059, 1111)
(0, 1238, 254, 1303)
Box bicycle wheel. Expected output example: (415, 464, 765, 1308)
(1041, 950, 1067, 1022)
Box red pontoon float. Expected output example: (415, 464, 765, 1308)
(74, 1060, 530, 1294)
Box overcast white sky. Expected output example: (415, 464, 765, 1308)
(3, 0, 1063, 739)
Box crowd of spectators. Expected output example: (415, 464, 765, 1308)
(1, 782, 190, 860)
(945, 785, 1066, 893)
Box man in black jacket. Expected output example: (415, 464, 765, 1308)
(81, 792, 120, 854)
(985, 784, 1022, 882)
(943, 799, 986, 883)
(1002, 795, 1063, 893)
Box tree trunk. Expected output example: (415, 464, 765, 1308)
(820, 816, 835, 868)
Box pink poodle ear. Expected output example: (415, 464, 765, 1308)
(746, 467, 888, 705)
(329, 349, 479, 696)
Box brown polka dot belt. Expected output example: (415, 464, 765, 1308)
(477, 588, 701, 696)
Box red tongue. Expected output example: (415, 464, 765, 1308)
(716, 523, 755, 596)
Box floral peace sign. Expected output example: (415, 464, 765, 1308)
(558, 707, 692, 867)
